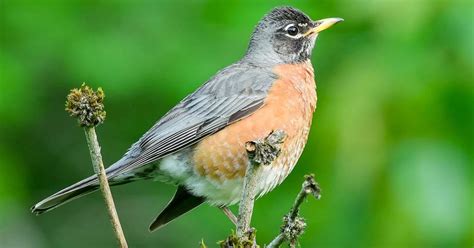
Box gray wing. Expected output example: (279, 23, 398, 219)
(107, 62, 277, 177)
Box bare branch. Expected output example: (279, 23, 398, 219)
(267, 174, 321, 248)
(84, 127, 128, 248)
(66, 83, 128, 248)
(237, 130, 286, 239)
(220, 130, 286, 248)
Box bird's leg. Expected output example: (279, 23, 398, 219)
(220, 206, 238, 226)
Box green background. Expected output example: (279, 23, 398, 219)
(1, 0, 472, 247)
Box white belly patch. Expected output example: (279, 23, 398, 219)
(156, 148, 296, 206)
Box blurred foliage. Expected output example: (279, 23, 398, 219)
(0, 0, 472, 247)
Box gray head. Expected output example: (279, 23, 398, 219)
(244, 6, 343, 66)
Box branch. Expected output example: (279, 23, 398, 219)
(267, 174, 321, 248)
(221, 130, 287, 247)
(66, 83, 128, 248)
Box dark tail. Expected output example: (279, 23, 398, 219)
(31, 174, 101, 215)
(31, 157, 135, 215)
(149, 186, 204, 231)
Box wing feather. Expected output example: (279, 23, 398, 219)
(107, 63, 276, 177)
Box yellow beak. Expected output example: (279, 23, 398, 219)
(304, 17, 344, 36)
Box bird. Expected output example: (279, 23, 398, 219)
(31, 6, 343, 231)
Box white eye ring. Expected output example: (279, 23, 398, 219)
(284, 24, 303, 39)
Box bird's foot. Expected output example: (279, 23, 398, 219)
(220, 206, 238, 226)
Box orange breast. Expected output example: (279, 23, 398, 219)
(192, 61, 317, 183)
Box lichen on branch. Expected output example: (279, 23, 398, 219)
(65, 83, 106, 127)
(267, 174, 321, 248)
(245, 129, 286, 166)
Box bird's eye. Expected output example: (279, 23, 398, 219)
(286, 25, 299, 36)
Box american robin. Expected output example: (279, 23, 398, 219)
(31, 6, 342, 231)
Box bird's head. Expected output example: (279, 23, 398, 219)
(245, 6, 343, 65)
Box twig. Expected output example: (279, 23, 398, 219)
(237, 130, 287, 244)
(84, 127, 128, 247)
(66, 83, 128, 248)
(267, 174, 321, 248)
(236, 150, 259, 238)
(289, 174, 321, 219)
(267, 234, 285, 248)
